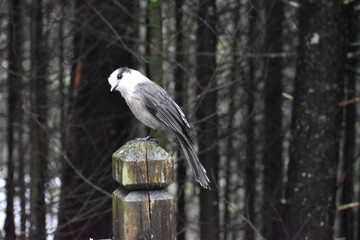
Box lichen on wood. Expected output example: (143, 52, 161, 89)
(112, 140, 174, 189)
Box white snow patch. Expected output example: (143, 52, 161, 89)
(310, 33, 320, 45)
(0, 178, 6, 236)
(288, 1, 301, 7)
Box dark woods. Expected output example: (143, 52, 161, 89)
(0, 0, 359, 239)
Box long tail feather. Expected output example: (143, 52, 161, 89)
(178, 140, 210, 189)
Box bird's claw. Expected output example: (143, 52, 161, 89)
(135, 136, 158, 142)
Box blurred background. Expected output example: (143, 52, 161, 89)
(0, 0, 359, 239)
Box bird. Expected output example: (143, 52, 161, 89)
(108, 67, 210, 189)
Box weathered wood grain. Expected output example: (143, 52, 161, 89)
(112, 140, 175, 240)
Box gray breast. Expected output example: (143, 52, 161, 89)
(125, 94, 164, 130)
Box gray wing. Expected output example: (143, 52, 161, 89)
(136, 82, 210, 188)
(136, 82, 194, 144)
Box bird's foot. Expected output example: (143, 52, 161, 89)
(135, 136, 158, 142)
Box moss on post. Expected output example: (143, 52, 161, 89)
(112, 140, 175, 240)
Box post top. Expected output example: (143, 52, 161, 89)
(112, 140, 174, 189)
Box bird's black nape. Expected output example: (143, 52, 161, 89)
(118, 67, 131, 75)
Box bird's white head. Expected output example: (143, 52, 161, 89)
(108, 67, 131, 92)
(108, 67, 148, 93)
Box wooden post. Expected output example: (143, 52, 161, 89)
(112, 140, 175, 240)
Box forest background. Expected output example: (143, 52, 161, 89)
(0, 0, 359, 239)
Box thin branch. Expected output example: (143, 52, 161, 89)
(25, 107, 112, 198)
(87, 0, 147, 63)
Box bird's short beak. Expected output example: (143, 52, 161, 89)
(110, 83, 118, 92)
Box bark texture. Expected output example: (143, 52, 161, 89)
(262, 0, 284, 238)
(29, 0, 48, 239)
(284, 1, 347, 239)
(5, 0, 22, 238)
(196, 0, 219, 239)
(339, 3, 357, 239)
(174, 0, 187, 239)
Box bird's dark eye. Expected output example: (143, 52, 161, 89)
(117, 73, 123, 80)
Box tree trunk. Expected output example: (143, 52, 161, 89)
(244, 71, 255, 240)
(146, 0, 163, 85)
(58, 0, 66, 156)
(16, 42, 26, 240)
(244, 1, 261, 239)
(262, 0, 284, 239)
(224, 3, 241, 238)
(196, 0, 219, 239)
(339, 3, 357, 239)
(18, 121, 26, 240)
(174, 0, 187, 239)
(29, 0, 48, 239)
(55, 1, 137, 239)
(283, 1, 347, 239)
(5, 0, 22, 239)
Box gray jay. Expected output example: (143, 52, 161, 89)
(108, 67, 210, 189)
